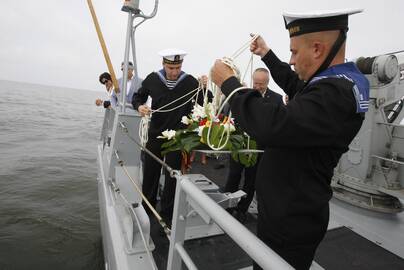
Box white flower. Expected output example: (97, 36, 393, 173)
(181, 116, 192, 125)
(223, 122, 236, 132)
(191, 104, 207, 120)
(197, 126, 204, 136)
(157, 129, 176, 140)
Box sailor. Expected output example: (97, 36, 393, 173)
(95, 72, 113, 108)
(211, 9, 369, 269)
(132, 48, 201, 224)
(111, 61, 143, 108)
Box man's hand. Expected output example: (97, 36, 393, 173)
(138, 104, 151, 116)
(95, 99, 103, 106)
(210, 60, 235, 88)
(250, 34, 270, 58)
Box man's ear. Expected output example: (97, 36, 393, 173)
(312, 41, 326, 60)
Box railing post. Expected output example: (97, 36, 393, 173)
(121, 13, 135, 113)
(167, 176, 190, 270)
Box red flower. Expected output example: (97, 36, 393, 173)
(199, 118, 207, 126)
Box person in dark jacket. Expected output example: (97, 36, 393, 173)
(211, 9, 369, 269)
(224, 68, 282, 223)
(95, 72, 113, 109)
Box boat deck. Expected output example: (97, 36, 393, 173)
(150, 155, 404, 269)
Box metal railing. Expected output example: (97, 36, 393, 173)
(113, 116, 293, 269)
(167, 174, 294, 270)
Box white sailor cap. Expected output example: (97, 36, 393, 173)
(159, 48, 187, 64)
(283, 8, 363, 37)
(121, 61, 134, 70)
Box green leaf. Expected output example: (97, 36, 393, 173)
(231, 151, 239, 162)
(161, 139, 177, 148)
(161, 144, 182, 156)
(188, 121, 199, 131)
(181, 136, 201, 153)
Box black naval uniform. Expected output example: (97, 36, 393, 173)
(132, 71, 199, 224)
(220, 50, 368, 269)
(224, 89, 283, 217)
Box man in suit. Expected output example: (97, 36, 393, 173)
(224, 68, 283, 223)
(111, 61, 143, 108)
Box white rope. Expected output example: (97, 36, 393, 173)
(152, 84, 202, 113)
(204, 34, 260, 151)
(242, 54, 254, 85)
(139, 35, 258, 150)
(206, 86, 250, 150)
(139, 115, 150, 147)
(138, 80, 204, 146)
(231, 34, 259, 60)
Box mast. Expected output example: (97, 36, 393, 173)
(120, 0, 159, 112)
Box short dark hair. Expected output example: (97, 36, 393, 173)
(99, 72, 112, 84)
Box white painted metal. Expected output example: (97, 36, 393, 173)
(167, 175, 294, 270)
(175, 243, 198, 270)
(98, 145, 157, 270)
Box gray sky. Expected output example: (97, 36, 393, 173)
(0, 0, 403, 94)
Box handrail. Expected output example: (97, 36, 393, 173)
(168, 174, 294, 270)
(108, 112, 292, 269)
(376, 122, 404, 128)
(372, 155, 404, 166)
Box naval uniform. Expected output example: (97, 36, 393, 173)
(132, 70, 200, 223)
(220, 50, 369, 269)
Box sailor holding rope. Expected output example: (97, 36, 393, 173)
(211, 9, 369, 269)
(132, 48, 206, 225)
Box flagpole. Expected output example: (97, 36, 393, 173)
(87, 0, 119, 93)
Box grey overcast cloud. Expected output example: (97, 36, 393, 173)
(0, 0, 403, 94)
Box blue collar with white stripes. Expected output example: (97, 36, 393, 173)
(308, 62, 370, 113)
(156, 70, 187, 90)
